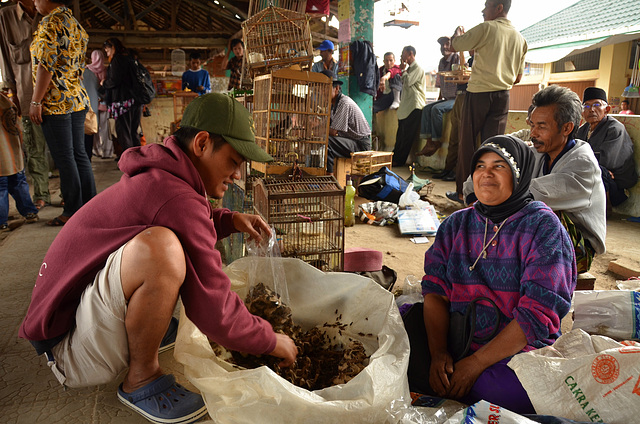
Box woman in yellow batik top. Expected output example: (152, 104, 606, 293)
(29, 0, 96, 226)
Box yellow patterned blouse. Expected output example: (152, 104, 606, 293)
(30, 6, 88, 115)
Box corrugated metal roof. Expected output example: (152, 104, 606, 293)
(521, 0, 640, 49)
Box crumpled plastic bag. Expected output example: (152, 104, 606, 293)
(358, 201, 399, 226)
(174, 257, 411, 424)
(508, 328, 640, 423)
(399, 183, 432, 209)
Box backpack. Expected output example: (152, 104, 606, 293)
(357, 167, 409, 204)
(131, 58, 156, 105)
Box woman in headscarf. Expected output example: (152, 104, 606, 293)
(85, 49, 113, 159)
(404, 135, 577, 414)
(29, 0, 96, 226)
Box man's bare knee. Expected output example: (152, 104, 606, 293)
(121, 227, 186, 299)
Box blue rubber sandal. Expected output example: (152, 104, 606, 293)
(117, 374, 207, 424)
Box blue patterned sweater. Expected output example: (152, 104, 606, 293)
(422, 201, 577, 352)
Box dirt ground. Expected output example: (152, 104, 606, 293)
(344, 167, 640, 292)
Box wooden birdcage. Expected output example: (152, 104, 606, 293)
(248, 0, 306, 17)
(253, 175, 345, 272)
(252, 68, 331, 176)
(242, 7, 313, 76)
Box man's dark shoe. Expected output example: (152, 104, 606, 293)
(432, 169, 451, 179)
(442, 171, 456, 181)
(446, 191, 464, 204)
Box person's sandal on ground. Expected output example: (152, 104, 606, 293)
(158, 317, 178, 354)
(46, 216, 69, 227)
(25, 213, 39, 224)
(446, 191, 464, 204)
(34, 200, 50, 210)
(117, 374, 208, 424)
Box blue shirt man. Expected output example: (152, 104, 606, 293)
(182, 52, 211, 95)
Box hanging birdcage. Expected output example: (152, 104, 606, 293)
(242, 6, 314, 76)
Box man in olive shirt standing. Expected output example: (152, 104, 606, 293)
(392, 46, 427, 167)
(0, 0, 50, 210)
(447, 0, 527, 203)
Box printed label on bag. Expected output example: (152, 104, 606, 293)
(591, 354, 620, 384)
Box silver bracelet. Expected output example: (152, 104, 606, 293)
(31, 100, 42, 106)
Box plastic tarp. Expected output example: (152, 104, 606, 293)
(174, 257, 412, 423)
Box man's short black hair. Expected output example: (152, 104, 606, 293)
(172, 127, 227, 154)
(403, 46, 416, 56)
(189, 52, 202, 60)
(383, 52, 395, 58)
(621, 99, 629, 105)
(230, 39, 244, 49)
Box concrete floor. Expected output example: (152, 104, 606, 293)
(1, 156, 639, 423)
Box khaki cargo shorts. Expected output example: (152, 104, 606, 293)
(47, 243, 129, 388)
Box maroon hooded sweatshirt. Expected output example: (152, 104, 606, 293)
(20, 137, 276, 356)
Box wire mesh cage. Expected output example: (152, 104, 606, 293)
(242, 7, 313, 75)
(252, 68, 331, 176)
(253, 175, 345, 272)
(248, 0, 307, 17)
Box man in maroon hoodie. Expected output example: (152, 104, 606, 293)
(19, 93, 298, 424)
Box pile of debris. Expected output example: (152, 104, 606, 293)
(213, 283, 370, 390)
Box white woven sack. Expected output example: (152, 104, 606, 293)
(508, 329, 640, 423)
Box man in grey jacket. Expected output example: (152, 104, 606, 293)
(465, 85, 605, 272)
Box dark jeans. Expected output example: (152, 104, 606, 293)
(393, 108, 422, 167)
(115, 103, 142, 154)
(456, 90, 509, 194)
(41, 109, 96, 217)
(327, 135, 371, 173)
(1, 170, 38, 224)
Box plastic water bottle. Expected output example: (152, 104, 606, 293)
(344, 176, 356, 227)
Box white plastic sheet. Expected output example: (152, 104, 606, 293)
(508, 329, 640, 423)
(174, 257, 411, 424)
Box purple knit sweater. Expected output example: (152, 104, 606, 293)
(422, 201, 577, 352)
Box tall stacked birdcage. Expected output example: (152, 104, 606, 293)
(252, 68, 331, 176)
(253, 176, 344, 271)
(242, 6, 314, 76)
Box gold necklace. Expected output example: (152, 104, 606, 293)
(469, 218, 507, 271)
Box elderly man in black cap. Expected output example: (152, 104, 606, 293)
(416, 36, 460, 157)
(576, 87, 638, 207)
(322, 70, 371, 174)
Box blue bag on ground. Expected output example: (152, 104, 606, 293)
(357, 167, 409, 204)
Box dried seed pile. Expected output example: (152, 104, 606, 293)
(216, 283, 370, 390)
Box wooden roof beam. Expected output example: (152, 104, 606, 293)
(87, 0, 124, 25)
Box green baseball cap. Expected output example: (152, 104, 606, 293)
(180, 93, 273, 163)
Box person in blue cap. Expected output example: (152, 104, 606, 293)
(312, 40, 338, 75)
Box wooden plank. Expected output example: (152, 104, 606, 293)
(608, 258, 640, 280)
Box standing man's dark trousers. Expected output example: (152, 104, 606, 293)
(393, 108, 422, 167)
(327, 135, 371, 173)
(455, 90, 509, 194)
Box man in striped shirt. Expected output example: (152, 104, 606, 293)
(322, 70, 371, 174)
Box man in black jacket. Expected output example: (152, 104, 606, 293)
(576, 87, 638, 207)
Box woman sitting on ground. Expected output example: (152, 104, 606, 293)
(404, 135, 577, 414)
